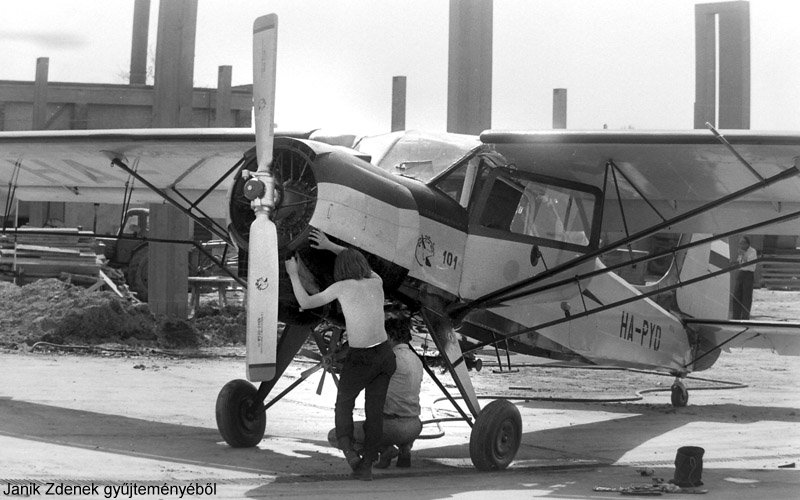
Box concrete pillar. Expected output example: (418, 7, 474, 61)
(148, 204, 191, 318)
(552, 88, 567, 129)
(150, 0, 197, 318)
(130, 0, 151, 85)
(447, 0, 492, 135)
(33, 57, 49, 130)
(718, 3, 750, 129)
(214, 65, 233, 127)
(694, 1, 750, 129)
(391, 76, 407, 132)
(152, 0, 198, 127)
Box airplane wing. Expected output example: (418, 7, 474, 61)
(685, 318, 800, 355)
(0, 128, 256, 219)
(481, 129, 800, 235)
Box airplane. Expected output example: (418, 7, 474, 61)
(2, 14, 800, 471)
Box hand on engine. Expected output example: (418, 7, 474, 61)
(308, 227, 333, 252)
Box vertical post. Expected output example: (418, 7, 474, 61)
(215, 65, 233, 127)
(391, 76, 407, 132)
(718, 3, 750, 129)
(552, 88, 567, 129)
(32, 57, 49, 130)
(148, 204, 191, 318)
(152, 0, 198, 127)
(130, 0, 151, 85)
(694, 1, 749, 129)
(694, 5, 716, 128)
(0, 102, 5, 131)
(150, 0, 197, 318)
(447, 0, 493, 135)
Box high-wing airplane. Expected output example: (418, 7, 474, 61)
(2, 14, 800, 471)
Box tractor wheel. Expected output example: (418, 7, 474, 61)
(215, 379, 266, 447)
(671, 381, 689, 407)
(469, 399, 522, 471)
(126, 248, 149, 302)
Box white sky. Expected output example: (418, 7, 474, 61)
(0, 0, 798, 134)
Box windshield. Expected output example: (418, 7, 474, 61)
(355, 130, 479, 182)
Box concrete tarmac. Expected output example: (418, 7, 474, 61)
(0, 350, 797, 499)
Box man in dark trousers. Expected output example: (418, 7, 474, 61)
(732, 236, 758, 319)
(286, 229, 395, 480)
(328, 310, 424, 468)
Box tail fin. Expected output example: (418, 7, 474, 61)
(674, 234, 730, 319)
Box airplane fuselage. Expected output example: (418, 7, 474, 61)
(288, 136, 694, 375)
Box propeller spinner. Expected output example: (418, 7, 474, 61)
(246, 14, 279, 382)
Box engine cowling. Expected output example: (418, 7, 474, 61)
(228, 136, 410, 325)
(228, 137, 319, 256)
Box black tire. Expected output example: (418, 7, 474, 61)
(126, 248, 149, 302)
(469, 399, 522, 471)
(671, 382, 689, 407)
(215, 379, 266, 447)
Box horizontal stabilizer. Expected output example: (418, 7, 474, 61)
(686, 318, 800, 356)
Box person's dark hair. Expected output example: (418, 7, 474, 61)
(333, 248, 373, 281)
(742, 236, 751, 245)
(386, 313, 412, 344)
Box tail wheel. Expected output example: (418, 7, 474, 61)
(671, 381, 689, 407)
(469, 399, 522, 470)
(215, 379, 266, 447)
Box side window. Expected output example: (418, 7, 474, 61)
(479, 173, 596, 249)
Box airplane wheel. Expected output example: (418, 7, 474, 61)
(671, 381, 689, 407)
(215, 379, 266, 447)
(126, 248, 149, 302)
(469, 399, 522, 471)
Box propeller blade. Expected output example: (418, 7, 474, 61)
(246, 14, 279, 382)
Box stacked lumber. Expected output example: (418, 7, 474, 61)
(0, 228, 99, 283)
(760, 251, 800, 291)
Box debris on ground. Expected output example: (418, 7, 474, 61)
(0, 279, 246, 350)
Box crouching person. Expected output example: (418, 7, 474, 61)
(328, 311, 423, 468)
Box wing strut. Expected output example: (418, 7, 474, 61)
(449, 165, 799, 320)
(465, 207, 800, 317)
(707, 122, 765, 182)
(110, 158, 232, 245)
(459, 254, 791, 363)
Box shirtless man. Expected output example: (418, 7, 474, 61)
(285, 229, 396, 481)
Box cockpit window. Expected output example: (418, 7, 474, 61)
(431, 156, 489, 208)
(476, 171, 599, 250)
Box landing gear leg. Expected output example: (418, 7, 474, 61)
(215, 324, 314, 447)
(420, 305, 522, 470)
(671, 378, 689, 407)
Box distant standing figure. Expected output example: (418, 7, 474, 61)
(732, 236, 757, 319)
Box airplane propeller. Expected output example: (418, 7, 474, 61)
(245, 14, 280, 382)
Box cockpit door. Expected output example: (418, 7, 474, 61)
(458, 168, 602, 301)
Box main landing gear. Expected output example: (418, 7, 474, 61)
(419, 305, 523, 470)
(215, 310, 524, 471)
(215, 324, 344, 449)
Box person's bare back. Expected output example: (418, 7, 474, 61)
(335, 276, 387, 348)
